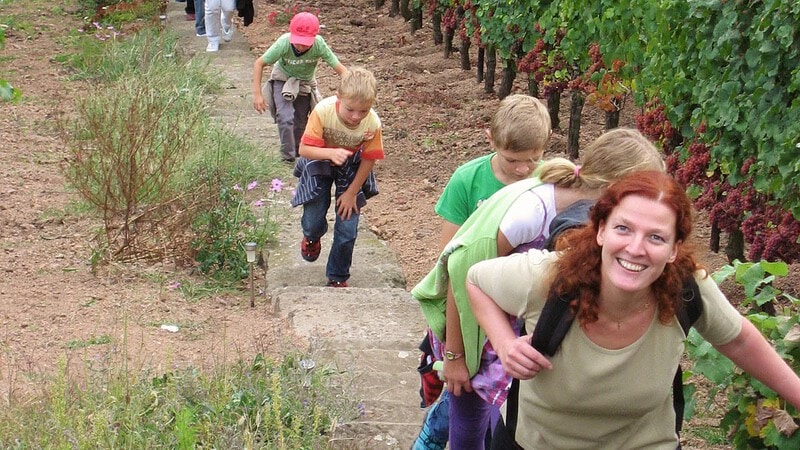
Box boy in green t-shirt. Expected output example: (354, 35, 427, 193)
(252, 12, 347, 162)
(414, 94, 551, 450)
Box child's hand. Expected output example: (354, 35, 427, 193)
(328, 148, 351, 166)
(336, 192, 359, 220)
(443, 357, 473, 397)
(253, 93, 267, 113)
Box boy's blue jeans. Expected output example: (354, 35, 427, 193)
(413, 390, 450, 450)
(194, 0, 205, 34)
(301, 180, 359, 282)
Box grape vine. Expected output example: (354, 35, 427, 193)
(379, 0, 800, 265)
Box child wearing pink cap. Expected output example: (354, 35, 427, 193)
(252, 12, 348, 162)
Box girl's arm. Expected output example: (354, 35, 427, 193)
(715, 317, 800, 410)
(439, 221, 460, 251)
(467, 280, 552, 379)
(443, 284, 472, 396)
(497, 230, 514, 257)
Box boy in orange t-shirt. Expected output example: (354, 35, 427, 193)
(290, 68, 383, 287)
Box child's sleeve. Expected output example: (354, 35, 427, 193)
(316, 37, 341, 68)
(261, 35, 288, 65)
(498, 190, 549, 248)
(359, 112, 384, 160)
(299, 109, 326, 148)
(360, 128, 384, 160)
(435, 178, 471, 226)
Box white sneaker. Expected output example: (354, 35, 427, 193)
(222, 24, 234, 42)
(206, 41, 219, 52)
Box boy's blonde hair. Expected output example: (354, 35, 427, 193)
(537, 127, 665, 188)
(490, 94, 551, 152)
(337, 67, 377, 104)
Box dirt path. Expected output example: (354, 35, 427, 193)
(167, 5, 431, 446)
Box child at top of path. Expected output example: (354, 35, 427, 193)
(414, 128, 666, 450)
(290, 67, 383, 288)
(203, 0, 235, 52)
(414, 94, 552, 450)
(252, 12, 347, 162)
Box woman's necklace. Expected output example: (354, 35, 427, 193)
(606, 302, 651, 330)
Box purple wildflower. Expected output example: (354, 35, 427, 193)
(270, 178, 283, 192)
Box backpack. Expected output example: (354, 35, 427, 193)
(501, 200, 704, 447)
(541, 199, 595, 251)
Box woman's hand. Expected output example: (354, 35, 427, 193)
(498, 334, 553, 380)
(443, 357, 473, 396)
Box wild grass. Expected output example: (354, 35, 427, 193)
(59, 10, 282, 281)
(0, 351, 359, 448)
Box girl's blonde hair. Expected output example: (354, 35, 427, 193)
(337, 67, 377, 104)
(536, 128, 665, 188)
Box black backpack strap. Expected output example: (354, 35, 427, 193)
(673, 276, 703, 435)
(504, 377, 522, 444)
(676, 276, 703, 334)
(531, 287, 576, 357)
(503, 322, 527, 445)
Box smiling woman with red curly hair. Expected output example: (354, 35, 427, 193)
(551, 168, 700, 327)
(467, 171, 800, 449)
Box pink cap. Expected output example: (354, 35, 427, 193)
(289, 12, 320, 47)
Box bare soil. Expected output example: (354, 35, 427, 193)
(1, 1, 797, 447)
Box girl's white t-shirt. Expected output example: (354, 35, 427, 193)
(498, 183, 556, 249)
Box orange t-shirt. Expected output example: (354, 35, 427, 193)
(300, 96, 384, 160)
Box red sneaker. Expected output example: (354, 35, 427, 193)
(326, 280, 348, 288)
(300, 236, 320, 262)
